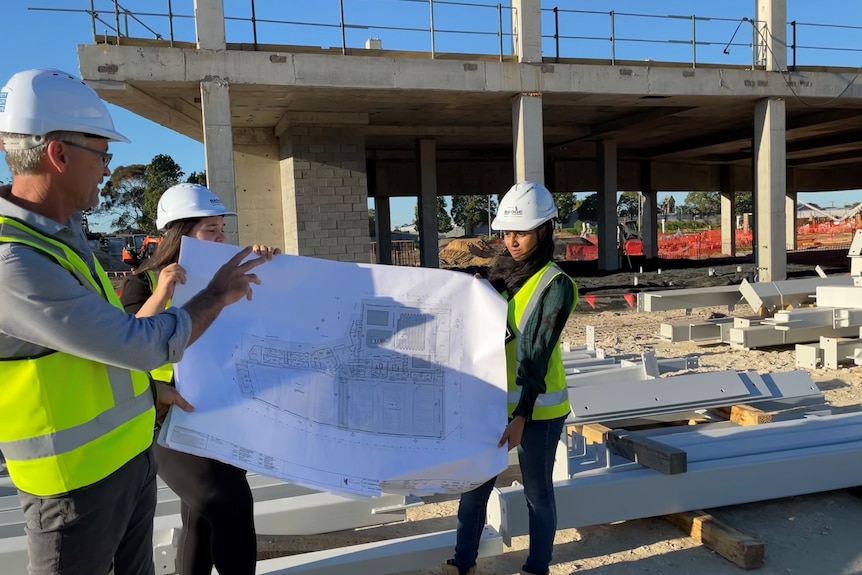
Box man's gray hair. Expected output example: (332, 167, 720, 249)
(0, 131, 87, 176)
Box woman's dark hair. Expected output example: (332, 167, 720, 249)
(134, 218, 200, 275)
(487, 220, 555, 294)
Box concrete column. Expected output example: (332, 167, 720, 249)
(232, 128, 283, 250)
(754, 97, 787, 281)
(513, 94, 544, 184)
(640, 162, 658, 259)
(200, 79, 237, 245)
(415, 139, 440, 268)
(278, 125, 370, 262)
(510, 0, 542, 62)
(786, 169, 797, 251)
(194, 0, 226, 51)
(720, 165, 737, 256)
(374, 197, 393, 265)
(756, 0, 787, 70)
(597, 140, 619, 271)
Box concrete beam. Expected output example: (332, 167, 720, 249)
(274, 112, 369, 136)
(367, 125, 587, 139)
(511, 0, 542, 63)
(85, 80, 203, 141)
(756, 0, 787, 71)
(512, 93, 544, 183)
(556, 107, 694, 149)
(78, 45, 862, 100)
(789, 149, 862, 167)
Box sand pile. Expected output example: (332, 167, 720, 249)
(438, 237, 501, 268)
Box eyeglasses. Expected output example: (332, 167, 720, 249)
(60, 141, 113, 168)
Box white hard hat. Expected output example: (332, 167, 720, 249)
(491, 181, 558, 231)
(156, 183, 236, 230)
(0, 68, 129, 150)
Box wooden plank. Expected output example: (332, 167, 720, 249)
(714, 401, 830, 426)
(662, 510, 765, 570)
(606, 431, 687, 475)
(572, 423, 612, 445)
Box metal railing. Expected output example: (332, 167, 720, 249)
(30, 1, 862, 68)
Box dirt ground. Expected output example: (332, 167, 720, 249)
(258, 255, 862, 575)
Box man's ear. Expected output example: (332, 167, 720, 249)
(44, 141, 70, 173)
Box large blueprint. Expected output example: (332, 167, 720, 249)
(159, 238, 509, 497)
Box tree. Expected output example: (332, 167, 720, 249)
(683, 192, 721, 217)
(576, 193, 598, 223)
(414, 197, 454, 234)
(142, 154, 184, 230)
(735, 192, 753, 214)
(368, 208, 376, 237)
(617, 191, 640, 219)
(95, 164, 149, 233)
(186, 170, 207, 185)
(451, 195, 496, 235)
(555, 192, 578, 224)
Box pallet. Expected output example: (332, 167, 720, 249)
(711, 397, 831, 426)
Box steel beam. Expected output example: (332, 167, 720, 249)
(740, 277, 854, 313)
(488, 414, 862, 544)
(729, 324, 859, 349)
(638, 285, 741, 313)
(817, 285, 862, 309)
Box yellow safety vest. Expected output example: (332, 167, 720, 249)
(0, 217, 156, 496)
(144, 269, 175, 383)
(505, 262, 577, 420)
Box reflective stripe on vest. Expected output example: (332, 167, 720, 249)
(144, 269, 175, 383)
(0, 216, 155, 496)
(505, 262, 575, 420)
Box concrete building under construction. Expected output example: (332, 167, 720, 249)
(75, 0, 862, 280)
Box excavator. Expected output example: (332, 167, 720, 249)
(121, 234, 162, 268)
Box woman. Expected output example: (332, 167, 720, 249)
(443, 181, 577, 575)
(121, 183, 279, 575)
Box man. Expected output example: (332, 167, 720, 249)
(0, 68, 270, 574)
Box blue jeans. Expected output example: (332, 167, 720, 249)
(452, 415, 566, 575)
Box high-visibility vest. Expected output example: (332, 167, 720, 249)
(0, 216, 155, 496)
(144, 269, 174, 383)
(505, 262, 577, 420)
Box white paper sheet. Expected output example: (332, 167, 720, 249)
(159, 237, 509, 497)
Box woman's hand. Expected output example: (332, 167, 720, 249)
(253, 245, 282, 260)
(498, 415, 526, 450)
(154, 263, 186, 301)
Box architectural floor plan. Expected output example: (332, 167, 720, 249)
(160, 238, 509, 496)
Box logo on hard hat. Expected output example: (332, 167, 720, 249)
(504, 205, 523, 217)
(210, 198, 223, 206)
(0, 92, 7, 113)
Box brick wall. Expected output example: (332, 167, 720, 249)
(279, 126, 370, 263)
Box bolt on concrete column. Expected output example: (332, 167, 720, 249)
(786, 168, 797, 251)
(513, 94, 544, 184)
(720, 165, 737, 256)
(756, 0, 787, 70)
(374, 197, 393, 265)
(194, 0, 226, 50)
(416, 139, 440, 268)
(597, 140, 619, 271)
(640, 162, 658, 259)
(200, 79, 238, 245)
(754, 97, 787, 281)
(510, 0, 542, 62)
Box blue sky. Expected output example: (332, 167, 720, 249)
(2, 0, 861, 229)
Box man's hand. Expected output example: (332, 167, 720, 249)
(154, 381, 194, 425)
(498, 415, 526, 450)
(207, 246, 269, 305)
(253, 244, 282, 259)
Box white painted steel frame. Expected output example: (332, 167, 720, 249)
(488, 414, 862, 545)
(740, 277, 853, 312)
(637, 285, 741, 313)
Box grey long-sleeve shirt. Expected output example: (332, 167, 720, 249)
(0, 185, 191, 371)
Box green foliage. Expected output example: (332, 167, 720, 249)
(735, 192, 753, 214)
(95, 154, 184, 234)
(554, 192, 579, 223)
(186, 170, 207, 185)
(413, 197, 454, 234)
(664, 220, 710, 232)
(576, 193, 598, 222)
(617, 191, 640, 219)
(451, 195, 495, 234)
(683, 192, 721, 217)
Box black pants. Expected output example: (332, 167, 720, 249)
(19, 448, 156, 575)
(153, 443, 256, 575)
